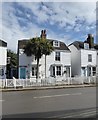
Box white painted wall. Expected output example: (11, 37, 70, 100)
(19, 49, 71, 79)
(0, 47, 7, 66)
(0, 46, 7, 79)
(40, 50, 71, 78)
(68, 45, 81, 77)
(81, 49, 96, 67)
(96, 51, 98, 75)
(69, 44, 97, 77)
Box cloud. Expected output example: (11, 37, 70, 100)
(0, 2, 96, 52)
(19, 2, 96, 31)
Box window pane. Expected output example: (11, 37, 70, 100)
(32, 67, 37, 76)
(92, 67, 96, 76)
(56, 66, 61, 76)
(55, 52, 60, 61)
(0, 68, 4, 76)
(88, 54, 92, 62)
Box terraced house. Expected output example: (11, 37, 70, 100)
(0, 40, 7, 79)
(18, 30, 71, 81)
(68, 34, 98, 77)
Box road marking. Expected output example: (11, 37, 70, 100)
(0, 100, 4, 102)
(81, 112, 96, 118)
(48, 108, 96, 118)
(63, 110, 96, 118)
(33, 93, 82, 99)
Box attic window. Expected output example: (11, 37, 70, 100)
(84, 43, 89, 49)
(53, 41, 60, 47)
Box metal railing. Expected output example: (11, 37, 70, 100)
(0, 76, 96, 88)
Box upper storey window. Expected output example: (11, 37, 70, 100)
(88, 54, 92, 62)
(53, 41, 60, 47)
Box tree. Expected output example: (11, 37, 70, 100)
(7, 49, 17, 78)
(24, 37, 54, 81)
(42, 39, 54, 78)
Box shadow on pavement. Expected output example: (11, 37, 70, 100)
(2, 107, 97, 119)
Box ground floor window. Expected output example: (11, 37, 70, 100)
(92, 67, 96, 76)
(81, 66, 96, 76)
(81, 67, 86, 76)
(56, 66, 61, 76)
(87, 67, 91, 76)
(32, 67, 37, 76)
(64, 66, 70, 77)
(0, 68, 4, 76)
(51, 66, 62, 77)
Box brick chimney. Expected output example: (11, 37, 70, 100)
(40, 30, 46, 39)
(87, 34, 94, 48)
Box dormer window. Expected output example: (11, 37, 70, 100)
(53, 41, 60, 47)
(84, 43, 89, 49)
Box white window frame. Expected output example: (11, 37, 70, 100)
(84, 43, 89, 49)
(56, 66, 61, 76)
(55, 52, 60, 61)
(92, 67, 96, 76)
(88, 54, 92, 62)
(53, 41, 60, 47)
(0, 67, 4, 76)
(32, 67, 37, 76)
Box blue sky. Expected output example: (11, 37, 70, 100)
(0, 1, 96, 52)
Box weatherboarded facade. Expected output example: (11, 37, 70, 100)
(0, 40, 7, 79)
(18, 30, 71, 81)
(68, 34, 98, 77)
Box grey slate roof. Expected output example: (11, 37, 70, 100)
(0, 40, 7, 47)
(18, 38, 70, 51)
(69, 41, 98, 50)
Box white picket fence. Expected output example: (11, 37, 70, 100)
(0, 76, 96, 88)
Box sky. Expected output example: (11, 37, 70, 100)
(0, 1, 97, 52)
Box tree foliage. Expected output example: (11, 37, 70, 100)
(24, 37, 54, 79)
(7, 49, 17, 67)
(7, 49, 17, 78)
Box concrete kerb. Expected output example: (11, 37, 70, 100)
(0, 84, 96, 92)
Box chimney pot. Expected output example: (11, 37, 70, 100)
(40, 29, 47, 39)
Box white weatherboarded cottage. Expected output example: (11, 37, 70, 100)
(0, 40, 7, 79)
(18, 30, 71, 81)
(68, 34, 98, 77)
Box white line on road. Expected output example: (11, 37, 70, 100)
(33, 93, 82, 99)
(63, 110, 96, 118)
(48, 108, 96, 118)
(0, 100, 4, 102)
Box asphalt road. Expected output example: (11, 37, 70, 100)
(1, 87, 97, 119)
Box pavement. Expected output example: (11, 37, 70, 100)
(0, 84, 96, 92)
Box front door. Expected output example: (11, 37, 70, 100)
(87, 67, 91, 76)
(20, 67, 26, 79)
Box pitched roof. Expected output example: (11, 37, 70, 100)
(18, 38, 70, 51)
(0, 40, 7, 47)
(69, 41, 98, 50)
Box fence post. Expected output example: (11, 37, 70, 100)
(88, 76, 90, 84)
(5, 79, 7, 88)
(68, 77, 70, 85)
(13, 78, 16, 88)
(82, 77, 84, 84)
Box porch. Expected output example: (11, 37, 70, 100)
(50, 64, 71, 78)
(81, 66, 96, 77)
